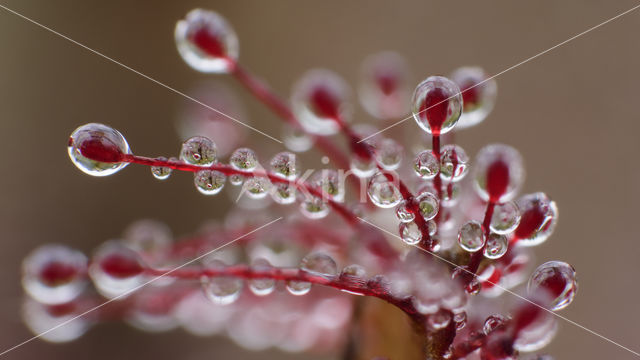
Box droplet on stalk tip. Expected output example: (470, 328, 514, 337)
(411, 76, 462, 136)
(67, 123, 131, 176)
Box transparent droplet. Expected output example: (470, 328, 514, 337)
(427, 309, 452, 331)
(271, 183, 296, 204)
(426, 220, 437, 236)
(180, 136, 217, 166)
(413, 150, 439, 180)
(175, 9, 238, 73)
(451, 66, 497, 129)
(310, 170, 344, 202)
(300, 196, 330, 219)
(229, 147, 258, 171)
(358, 51, 410, 119)
(89, 241, 144, 299)
(123, 219, 172, 264)
(249, 258, 275, 296)
(473, 144, 524, 203)
(514, 192, 558, 246)
(194, 170, 226, 195)
(350, 154, 376, 178)
(286, 280, 311, 296)
(441, 183, 461, 207)
(242, 177, 271, 199)
(491, 201, 521, 234)
(454, 311, 467, 330)
(484, 233, 508, 259)
(440, 144, 469, 182)
(512, 301, 558, 352)
(395, 201, 415, 223)
(411, 76, 463, 136)
(528, 261, 577, 311)
(202, 272, 243, 305)
(229, 174, 244, 186)
(458, 221, 485, 252)
(283, 126, 313, 152)
(300, 253, 337, 276)
(483, 314, 509, 335)
(416, 192, 439, 221)
(67, 123, 131, 177)
(291, 69, 351, 136)
(340, 264, 366, 278)
(399, 221, 422, 245)
(23, 299, 90, 343)
(374, 138, 403, 171)
(22, 245, 87, 305)
(270, 152, 299, 180)
(151, 157, 172, 180)
(367, 172, 402, 208)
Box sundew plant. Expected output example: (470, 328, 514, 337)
(20, 8, 581, 360)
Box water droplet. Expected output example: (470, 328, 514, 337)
(426, 220, 437, 236)
(180, 136, 217, 166)
(282, 126, 313, 152)
(411, 76, 463, 136)
(270, 152, 299, 180)
(194, 170, 226, 195)
(123, 219, 172, 264)
(440, 144, 469, 182)
(528, 261, 577, 311)
(286, 280, 311, 296)
(484, 233, 508, 259)
(395, 201, 415, 223)
(249, 258, 275, 296)
(451, 66, 497, 129)
(23, 299, 90, 343)
(291, 69, 351, 135)
(427, 309, 452, 330)
(67, 123, 131, 177)
(483, 314, 508, 335)
(89, 241, 144, 299)
(151, 157, 172, 180)
(242, 176, 271, 199)
(441, 183, 461, 207)
(22, 245, 87, 305)
(358, 51, 410, 119)
(458, 221, 485, 252)
(321, 156, 330, 165)
(229, 174, 244, 186)
(202, 269, 243, 305)
(374, 138, 403, 171)
(399, 221, 422, 245)
(350, 154, 376, 178)
(340, 264, 366, 278)
(514, 192, 558, 246)
(413, 150, 439, 180)
(229, 147, 258, 171)
(271, 183, 296, 204)
(473, 144, 524, 203)
(454, 311, 467, 330)
(300, 196, 330, 219)
(367, 172, 402, 208)
(175, 9, 238, 73)
(416, 192, 439, 221)
(310, 170, 344, 201)
(491, 201, 521, 234)
(300, 253, 337, 276)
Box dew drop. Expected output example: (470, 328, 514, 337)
(175, 9, 238, 73)
(300, 253, 338, 276)
(89, 241, 144, 299)
(194, 170, 226, 195)
(439, 144, 469, 182)
(514, 192, 558, 246)
(151, 157, 172, 180)
(484, 233, 508, 259)
(416, 192, 439, 221)
(249, 258, 275, 296)
(399, 221, 422, 245)
(367, 172, 402, 208)
(457, 221, 485, 252)
(242, 176, 271, 199)
(229, 174, 244, 186)
(450, 66, 497, 129)
(270, 152, 299, 180)
(374, 138, 403, 171)
(22, 245, 87, 305)
(454, 311, 467, 330)
(310, 169, 344, 202)
(491, 201, 521, 235)
(527, 261, 577, 311)
(299, 196, 330, 219)
(395, 201, 415, 223)
(427, 309, 452, 331)
(122, 219, 172, 264)
(413, 150, 439, 180)
(180, 136, 217, 166)
(473, 144, 524, 203)
(283, 126, 313, 152)
(23, 299, 90, 343)
(411, 76, 463, 136)
(202, 272, 243, 305)
(291, 69, 351, 135)
(229, 147, 258, 171)
(358, 51, 410, 119)
(483, 314, 509, 335)
(286, 280, 311, 296)
(67, 123, 131, 177)
(350, 154, 376, 178)
(340, 264, 366, 278)
(271, 183, 297, 204)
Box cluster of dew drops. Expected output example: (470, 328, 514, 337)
(25, 8, 581, 358)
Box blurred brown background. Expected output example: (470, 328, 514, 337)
(1, 0, 639, 359)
